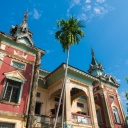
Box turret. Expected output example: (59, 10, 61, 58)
(10, 11, 34, 46)
(88, 49, 104, 76)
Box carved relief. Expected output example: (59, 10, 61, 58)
(14, 50, 27, 59)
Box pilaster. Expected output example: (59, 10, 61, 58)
(88, 85, 99, 128)
(65, 78, 72, 123)
(99, 90, 114, 128)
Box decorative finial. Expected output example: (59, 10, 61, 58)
(24, 10, 28, 22)
(91, 47, 94, 56)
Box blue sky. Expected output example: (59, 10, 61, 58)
(0, 0, 128, 114)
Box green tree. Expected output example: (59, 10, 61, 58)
(53, 16, 85, 128)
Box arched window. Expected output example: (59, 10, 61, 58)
(112, 107, 120, 123)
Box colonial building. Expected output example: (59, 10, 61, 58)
(0, 12, 44, 128)
(0, 12, 126, 128)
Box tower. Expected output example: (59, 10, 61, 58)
(88, 49, 126, 128)
(0, 12, 44, 128)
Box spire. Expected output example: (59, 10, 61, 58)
(20, 10, 28, 32)
(10, 11, 34, 46)
(88, 48, 104, 76)
(91, 48, 98, 66)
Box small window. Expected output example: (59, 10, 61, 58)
(3, 79, 21, 103)
(112, 107, 120, 123)
(54, 97, 60, 102)
(11, 61, 25, 70)
(110, 96, 114, 100)
(94, 96, 98, 101)
(37, 92, 41, 98)
(77, 102, 84, 108)
(0, 122, 15, 128)
(35, 102, 42, 115)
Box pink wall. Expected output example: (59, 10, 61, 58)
(0, 45, 35, 114)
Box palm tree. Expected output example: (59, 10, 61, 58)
(53, 16, 85, 128)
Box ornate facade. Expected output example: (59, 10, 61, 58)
(0, 13, 126, 128)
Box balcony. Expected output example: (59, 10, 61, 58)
(34, 115, 62, 127)
(71, 113, 91, 124)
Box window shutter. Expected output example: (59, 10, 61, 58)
(16, 86, 21, 103)
(3, 82, 9, 99)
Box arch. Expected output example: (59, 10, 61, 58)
(69, 82, 89, 96)
(49, 84, 62, 98)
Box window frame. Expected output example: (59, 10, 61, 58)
(1, 79, 23, 104)
(10, 59, 26, 70)
(112, 106, 121, 124)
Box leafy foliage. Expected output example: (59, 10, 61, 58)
(55, 16, 85, 51)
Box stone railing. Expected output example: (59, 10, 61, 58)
(34, 115, 62, 127)
(71, 113, 91, 124)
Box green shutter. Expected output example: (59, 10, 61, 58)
(3, 82, 9, 99)
(16, 86, 21, 103)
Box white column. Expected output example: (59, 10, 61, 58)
(65, 78, 72, 124)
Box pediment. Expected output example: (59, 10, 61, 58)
(108, 75, 117, 84)
(4, 70, 27, 83)
(17, 34, 34, 46)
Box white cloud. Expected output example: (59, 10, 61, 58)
(46, 49, 53, 54)
(82, 5, 91, 11)
(33, 8, 42, 20)
(96, 0, 105, 3)
(94, 6, 108, 15)
(125, 60, 128, 65)
(85, 0, 91, 3)
(77, 13, 88, 20)
(48, 30, 54, 35)
(67, 0, 114, 21)
(74, 0, 81, 4)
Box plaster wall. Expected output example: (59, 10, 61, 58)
(0, 45, 34, 114)
(0, 117, 25, 128)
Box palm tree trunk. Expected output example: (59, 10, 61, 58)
(61, 48, 70, 128)
(26, 51, 41, 128)
(53, 48, 70, 128)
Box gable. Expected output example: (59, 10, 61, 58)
(4, 70, 27, 83)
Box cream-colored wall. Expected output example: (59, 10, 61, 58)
(71, 98, 88, 115)
(36, 88, 49, 115)
(0, 117, 25, 128)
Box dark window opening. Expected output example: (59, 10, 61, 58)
(37, 92, 41, 98)
(110, 96, 114, 100)
(54, 97, 60, 102)
(77, 102, 84, 108)
(94, 96, 98, 101)
(35, 102, 42, 115)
